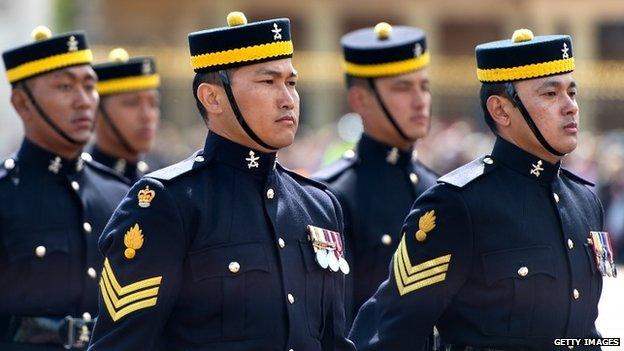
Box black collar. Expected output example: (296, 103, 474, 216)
(357, 134, 414, 167)
(16, 138, 85, 176)
(491, 137, 560, 185)
(203, 132, 277, 176)
(90, 146, 140, 180)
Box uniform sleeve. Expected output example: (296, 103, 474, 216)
(322, 189, 356, 351)
(349, 185, 474, 350)
(88, 178, 187, 350)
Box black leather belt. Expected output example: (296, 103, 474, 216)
(6, 316, 95, 350)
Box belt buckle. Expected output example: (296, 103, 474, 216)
(63, 314, 94, 350)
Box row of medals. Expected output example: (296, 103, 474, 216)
(308, 226, 350, 274)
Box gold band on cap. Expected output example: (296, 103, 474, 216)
(97, 74, 161, 95)
(342, 52, 430, 78)
(477, 57, 575, 82)
(6, 49, 93, 83)
(190, 40, 293, 70)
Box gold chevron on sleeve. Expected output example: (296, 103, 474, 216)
(393, 236, 451, 296)
(100, 258, 163, 322)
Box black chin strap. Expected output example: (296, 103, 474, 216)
(98, 98, 139, 155)
(218, 70, 278, 151)
(366, 78, 412, 142)
(20, 81, 81, 145)
(505, 82, 565, 157)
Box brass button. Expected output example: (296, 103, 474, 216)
(567, 239, 574, 249)
(87, 267, 97, 279)
(71, 181, 80, 191)
(194, 156, 205, 163)
(573, 289, 580, 300)
(553, 193, 560, 203)
(228, 261, 240, 273)
(278, 238, 285, 249)
(82, 312, 92, 321)
(287, 293, 295, 304)
(81, 152, 93, 162)
(343, 150, 355, 159)
(409, 173, 419, 184)
(35, 246, 46, 258)
(266, 188, 275, 199)
(381, 234, 392, 246)
(137, 161, 149, 173)
(83, 222, 92, 234)
(3, 158, 15, 170)
(483, 157, 494, 165)
(517, 266, 529, 277)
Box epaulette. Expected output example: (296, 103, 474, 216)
(312, 151, 358, 182)
(438, 156, 497, 188)
(83, 155, 131, 185)
(561, 168, 595, 187)
(277, 163, 327, 190)
(146, 150, 206, 182)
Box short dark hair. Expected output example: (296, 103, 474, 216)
(345, 74, 370, 90)
(192, 68, 239, 121)
(479, 82, 514, 134)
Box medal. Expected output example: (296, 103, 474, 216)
(589, 231, 617, 278)
(339, 257, 350, 275)
(327, 251, 339, 272)
(316, 250, 329, 269)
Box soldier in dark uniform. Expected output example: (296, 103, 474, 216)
(0, 26, 129, 350)
(314, 22, 438, 325)
(91, 48, 161, 183)
(88, 12, 355, 351)
(350, 29, 616, 351)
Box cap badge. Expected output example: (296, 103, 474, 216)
(414, 43, 423, 57)
(561, 43, 570, 59)
(271, 23, 282, 41)
(67, 35, 78, 52)
(142, 59, 151, 75)
(138, 185, 156, 208)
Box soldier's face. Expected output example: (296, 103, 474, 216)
(21, 65, 99, 146)
(373, 68, 431, 140)
(97, 89, 160, 153)
(229, 59, 299, 149)
(513, 73, 579, 155)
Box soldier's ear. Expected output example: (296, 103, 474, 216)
(10, 87, 33, 121)
(197, 82, 223, 115)
(347, 85, 368, 113)
(486, 95, 512, 128)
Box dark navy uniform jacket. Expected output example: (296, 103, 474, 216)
(0, 139, 129, 346)
(90, 146, 149, 184)
(350, 137, 604, 351)
(314, 134, 437, 323)
(88, 132, 355, 351)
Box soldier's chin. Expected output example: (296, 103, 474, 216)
(69, 131, 93, 145)
(266, 134, 295, 150)
(554, 136, 578, 154)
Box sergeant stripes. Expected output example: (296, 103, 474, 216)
(100, 258, 162, 321)
(393, 236, 451, 296)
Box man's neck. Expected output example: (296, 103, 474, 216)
(498, 133, 562, 165)
(26, 134, 82, 159)
(95, 141, 140, 163)
(362, 129, 414, 151)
